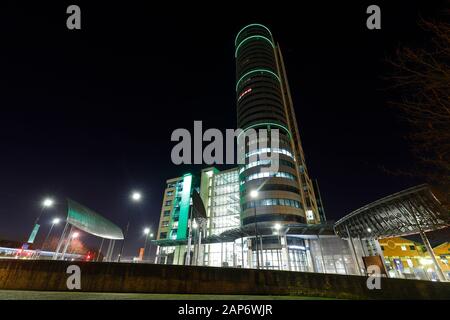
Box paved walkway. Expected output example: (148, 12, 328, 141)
(0, 290, 331, 300)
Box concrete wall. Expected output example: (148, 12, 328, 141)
(0, 259, 449, 299)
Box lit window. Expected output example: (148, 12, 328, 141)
(243, 171, 296, 183)
(238, 87, 252, 101)
(246, 148, 294, 159)
(406, 259, 414, 268)
(243, 198, 301, 210)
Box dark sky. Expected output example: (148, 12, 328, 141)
(0, 1, 446, 257)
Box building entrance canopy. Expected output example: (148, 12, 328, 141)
(153, 222, 336, 247)
(334, 184, 450, 239)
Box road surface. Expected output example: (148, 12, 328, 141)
(0, 290, 331, 300)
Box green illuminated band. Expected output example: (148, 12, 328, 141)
(176, 174, 192, 240)
(235, 23, 273, 46)
(237, 122, 292, 140)
(236, 69, 280, 91)
(235, 35, 274, 57)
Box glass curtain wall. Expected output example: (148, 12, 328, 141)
(210, 170, 240, 235)
(309, 236, 358, 275)
(203, 169, 241, 267)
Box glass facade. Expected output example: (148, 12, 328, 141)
(309, 237, 358, 274)
(200, 168, 242, 267)
(156, 168, 359, 275)
(154, 25, 350, 275)
(210, 170, 240, 236)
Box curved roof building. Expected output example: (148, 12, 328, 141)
(334, 184, 450, 239)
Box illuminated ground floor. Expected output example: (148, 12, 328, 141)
(378, 237, 450, 281)
(156, 233, 361, 276)
(154, 223, 449, 282)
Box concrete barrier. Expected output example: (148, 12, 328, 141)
(0, 259, 449, 299)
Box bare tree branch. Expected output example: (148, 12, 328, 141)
(386, 10, 450, 206)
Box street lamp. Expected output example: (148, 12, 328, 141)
(273, 223, 283, 269)
(143, 227, 153, 262)
(28, 197, 55, 250)
(250, 190, 260, 269)
(40, 217, 62, 252)
(42, 198, 54, 208)
(131, 191, 142, 202)
(66, 231, 80, 256)
(250, 190, 259, 199)
(118, 191, 143, 262)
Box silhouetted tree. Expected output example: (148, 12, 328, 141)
(388, 10, 450, 207)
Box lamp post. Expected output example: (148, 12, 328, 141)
(192, 220, 199, 266)
(69, 232, 79, 255)
(274, 223, 282, 269)
(61, 230, 80, 260)
(28, 197, 54, 245)
(118, 191, 142, 262)
(40, 217, 61, 252)
(143, 227, 153, 262)
(250, 190, 260, 269)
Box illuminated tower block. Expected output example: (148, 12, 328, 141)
(235, 24, 320, 228)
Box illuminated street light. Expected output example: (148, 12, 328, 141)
(72, 232, 79, 239)
(192, 220, 198, 229)
(42, 198, 54, 208)
(250, 190, 259, 199)
(40, 217, 62, 252)
(367, 228, 372, 233)
(28, 196, 56, 254)
(118, 191, 144, 262)
(131, 191, 142, 202)
(117, 191, 142, 262)
(249, 189, 260, 269)
(274, 223, 281, 231)
(143, 227, 153, 262)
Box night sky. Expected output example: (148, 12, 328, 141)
(0, 1, 446, 257)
